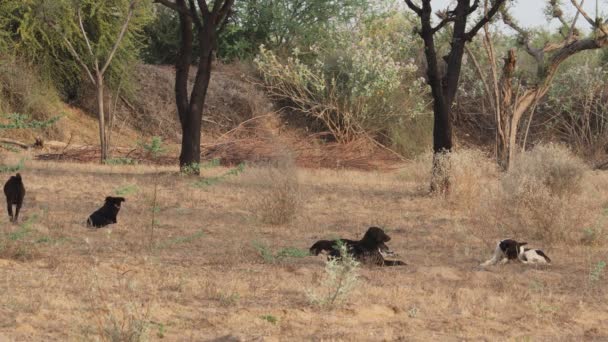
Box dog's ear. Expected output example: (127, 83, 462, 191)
(116, 197, 126, 202)
(518, 242, 528, 247)
(105, 196, 112, 202)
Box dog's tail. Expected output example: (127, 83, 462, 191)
(536, 250, 551, 263)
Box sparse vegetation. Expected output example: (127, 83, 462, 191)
(2, 0, 608, 340)
(306, 241, 360, 307)
(250, 157, 300, 225)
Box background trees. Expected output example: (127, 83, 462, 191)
(1, 0, 607, 179)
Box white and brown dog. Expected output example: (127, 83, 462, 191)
(480, 239, 551, 266)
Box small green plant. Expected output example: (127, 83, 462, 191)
(105, 157, 137, 165)
(0, 113, 61, 129)
(275, 247, 310, 258)
(9, 214, 38, 241)
(306, 241, 360, 307)
(0, 159, 25, 173)
(253, 242, 309, 263)
(260, 315, 278, 324)
(114, 184, 139, 196)
(253, 241, 276, 263)
(201, 159, 221, 169)
(139, 136, 166, 158)
(155, 231, 205, 249)
(152, 322, 165, 339)
(192, 163, 246, 188)
(589, 261, 606, 283)
(217, 292, 240, 307)
(36, 236, 51, 244)
(0, 143, 20, 152)
(407, 307, 418, 318)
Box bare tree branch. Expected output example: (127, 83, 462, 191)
(465, 0, 507, 41)
(61, 36, 96, 84)
(197, 0, 210, 15)
(100, 0, 137, 75)
(216, 0, 235, 24)
(570, 0, 608, 36)
(567, 0, 583, 40)
(403, 0, 422, 16)
(501, 8, 544, 64)
(188, 0, 203, 29)
(77, 8, 98, 73)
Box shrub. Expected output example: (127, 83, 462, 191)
(251, 156, 300, 225)
(505, 143, 586, 198)
(545, 61, 608, 159)
(254, 12, 430, 155)
(306, 241, 360, 307)
(470, 144, 596, 243)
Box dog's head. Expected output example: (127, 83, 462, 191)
(362, 227, 391, 245)
(10, 173, 22, 183)
(499, 239, 527, 259)
(105, 196, 126, 208)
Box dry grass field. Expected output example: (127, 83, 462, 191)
(1, 147, 608, 341)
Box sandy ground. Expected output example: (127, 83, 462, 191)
(0, 156, 607, 341)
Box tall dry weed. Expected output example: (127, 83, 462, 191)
(471, 144, 599, 244)
(248, 153, 300, 225)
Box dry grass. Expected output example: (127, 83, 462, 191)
(0, 151, 607, 340)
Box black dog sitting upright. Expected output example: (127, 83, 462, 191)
(310, 227, 406, 266)
(3, 173, 26, 223)
(87, 196, 125, 228)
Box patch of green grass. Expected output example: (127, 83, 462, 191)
(275, 247, 310, 258)
(105, 157, 137, 165)
(253, 241, 276, 263)
(0, 143, 21, 152)
(253, 242, 309, 263)
(192, 163, 246, 188)
(114, 184, 139, 196)
(8, 214, 38, 241)
(155, 230, 205, 249)
(0, 159, 25, 173)
(260, 315, 278, 324)
(590, 260, 606, 283)
(217, 292, 240, 307)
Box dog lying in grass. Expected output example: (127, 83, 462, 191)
(310, 227, 406, 266)
(3, 173, 25, 223)
(87, 196, 125, 228)
(480, 239, 551, 266)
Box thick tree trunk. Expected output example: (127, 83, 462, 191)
(96, 74, 108, 162)
(180, 43, 213, 172)
(159, 0, 234, 174)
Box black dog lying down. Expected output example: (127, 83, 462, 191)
(310, 227, 406, 266)
(4, 173, 26, 223)
(87, 196, 125, 228)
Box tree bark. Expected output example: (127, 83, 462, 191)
(158, 0, 234, 174)
(96, 74, 108, 162)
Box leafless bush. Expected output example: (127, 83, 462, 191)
(505, 144, 587, 198)
(472, 144, 598, 243)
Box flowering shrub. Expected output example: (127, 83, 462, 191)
(254, 12, 430, 146)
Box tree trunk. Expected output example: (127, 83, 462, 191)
(159, 0, 234, 174)
(96, 74, 108, 162)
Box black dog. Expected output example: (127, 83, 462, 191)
(310, 239, 393, 257)
(87, 196, 125, 228)
(4, 173, 25, 223)
(310, 227, 406, 266)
